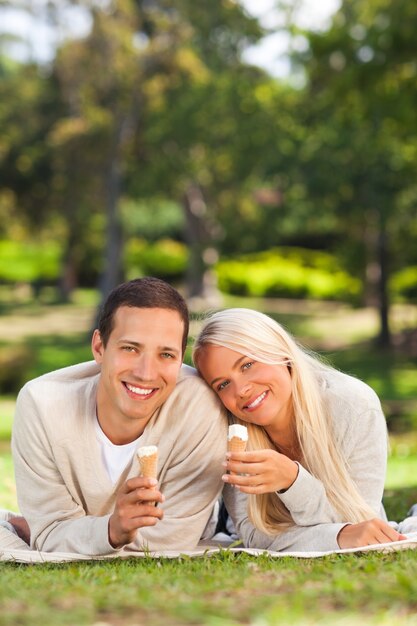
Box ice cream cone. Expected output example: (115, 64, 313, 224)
(137, 445, 158, 505)
(227, 424, 248, 475)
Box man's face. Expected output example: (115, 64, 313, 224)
(92, 306, 184, 443)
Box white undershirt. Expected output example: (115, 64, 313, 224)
(95, 416, 143, 484)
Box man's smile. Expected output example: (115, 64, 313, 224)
(123, 382, 158, 398)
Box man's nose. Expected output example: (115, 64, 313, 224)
(133, 354, 157, 380)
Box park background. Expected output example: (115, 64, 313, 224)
(1, 1, 417, 625)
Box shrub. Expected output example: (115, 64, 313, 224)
(0, 240, 61, 283)
(216, 248, 361, 302)
(0, 345, 35, 394)
(125, 238, 188, 280)
(390, 266, 417, 302)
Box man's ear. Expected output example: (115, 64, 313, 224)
(91, 329, 104, 363)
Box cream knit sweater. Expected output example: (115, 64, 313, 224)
(12, 362, 227, 555)
(224, 368, 388, 552)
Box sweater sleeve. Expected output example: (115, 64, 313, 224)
(278, 406, 387, 526)
(223, 485, 345, 552)
(12, 384, 119, 555)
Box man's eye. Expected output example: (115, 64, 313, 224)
(161, 352, 174, 359)
(122, 346, 135, 352)
(217, 380, 229, 392)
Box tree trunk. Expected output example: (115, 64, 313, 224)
(58, 223, 79, 303)
(183, 182, 208, 299)
(99, 156, 124, 299)
(376, 216, 390, 348)
(364, 207, 391, 348)
(92, 125, 126, 330)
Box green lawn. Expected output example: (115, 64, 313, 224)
(1, 550, 417, 626)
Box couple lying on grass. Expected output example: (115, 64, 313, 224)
(1, 277, 416, 556)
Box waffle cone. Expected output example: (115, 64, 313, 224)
(227, 436, 247, 476)
(137, 451, 158, 506)
(227, 436, 247, 453)
(138, 452, 158, 479)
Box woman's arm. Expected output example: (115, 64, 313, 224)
(223, 484, 346, 552)
(223, 484, 404, 552)
(224, 406, 388, 527)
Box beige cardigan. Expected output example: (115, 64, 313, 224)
(12, 362, 227, 555)
(224, 368, 388, 552)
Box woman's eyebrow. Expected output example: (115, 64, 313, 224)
(209, 355, 247, 387)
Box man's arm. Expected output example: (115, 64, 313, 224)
(12, 383, 123, 555)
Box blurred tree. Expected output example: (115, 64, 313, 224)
(0, 57, 59, 237)
(280, 0, 417, 346)
(50, 0, 265, 301)
(125, 0, 266, 299)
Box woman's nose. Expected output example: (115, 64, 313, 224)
(237, 382, 252, 398)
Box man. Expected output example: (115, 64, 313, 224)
(8, 277, 227, 555)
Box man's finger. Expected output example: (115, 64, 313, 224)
(123, 477, 158, 493)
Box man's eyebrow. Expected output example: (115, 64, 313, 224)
(117, 340, 180, 354)
(210, 355, 246, 387)
(160, 345, 181, 355)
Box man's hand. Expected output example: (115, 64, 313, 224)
(222, 449, 299, 494)
(337, 518, 406, 549)
(108, 477, 164, 548)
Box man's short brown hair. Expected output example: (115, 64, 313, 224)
(97, 277, 189, 354)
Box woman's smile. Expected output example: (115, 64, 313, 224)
(243, 390, 269, 411)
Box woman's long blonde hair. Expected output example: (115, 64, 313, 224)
(193, 308, 376, 535)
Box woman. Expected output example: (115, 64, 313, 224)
(193, 308, 414, 552)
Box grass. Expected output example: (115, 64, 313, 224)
(1, 292, 417, 625)
(1, 551, 417, 626)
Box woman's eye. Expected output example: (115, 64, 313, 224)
(217, 380, 229, 392)
(242, 361, 253, 371)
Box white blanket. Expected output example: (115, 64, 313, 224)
(1, 533, 417, 563)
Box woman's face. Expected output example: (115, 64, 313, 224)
(197, 344, 294, 437)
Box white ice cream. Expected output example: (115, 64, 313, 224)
(137, 445, 158, 457)
(228, 424, 248, 441)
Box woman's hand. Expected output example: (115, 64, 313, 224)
(337, 518, 407, 549)
(222, 449, 299, 495)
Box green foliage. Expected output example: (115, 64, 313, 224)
(390, 266, 417, 302)
(216, 248, 361, 301)
(120, 198, 184, 241)
(125, 238, 188, 280)
(0, 345, 35, 394)
(0, 398, 14, 440)
(0, 240, 61, 283)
